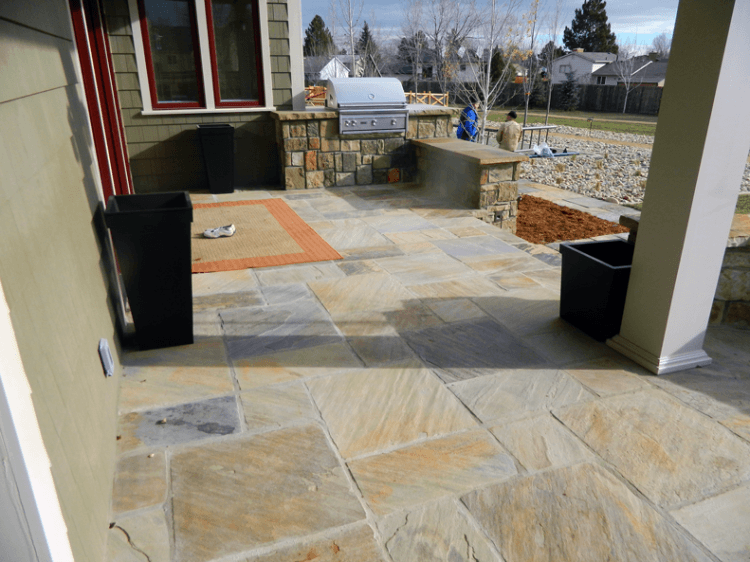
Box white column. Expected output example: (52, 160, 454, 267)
(608, 0, 750, 374)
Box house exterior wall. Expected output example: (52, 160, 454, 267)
(103, 0, 296, 193)
(551, 54, 609, 85)
(0, 1, 123, 560)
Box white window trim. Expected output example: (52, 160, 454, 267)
(128, 0, 275, 114)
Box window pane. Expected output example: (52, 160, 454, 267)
(210, 0, 261, 103)
(142, 0, 201, 104)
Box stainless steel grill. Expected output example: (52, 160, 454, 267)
(326, 78, 408, 135)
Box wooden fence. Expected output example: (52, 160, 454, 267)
(304, 86, 449, 107)
(305, 86, 326, 106)
(405, 92, 449, 106)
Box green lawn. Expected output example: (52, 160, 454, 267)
(486, 109, 658, 136)
(627, 194, 750, 214)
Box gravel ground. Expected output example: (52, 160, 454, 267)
(477, 121, 750, 205)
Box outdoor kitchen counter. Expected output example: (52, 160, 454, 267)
(271, 106, 454, 189)
(271, 104, 453, 121)
(412, 138, 528, 232)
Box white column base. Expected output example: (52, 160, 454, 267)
(607, 335, 712, 375)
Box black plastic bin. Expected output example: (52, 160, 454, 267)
(559, 239, 634, 341)
(197, 124, 234, 193)
(104, 192, 194, 350)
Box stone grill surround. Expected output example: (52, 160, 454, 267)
(271, 106, 454, 189)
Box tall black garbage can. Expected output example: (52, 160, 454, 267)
(104, 192, 194, 350)
(197, 124, 234, 193)
(559, 239, 634, 341)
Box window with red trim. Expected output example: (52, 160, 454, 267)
(137, 0, 264, 110)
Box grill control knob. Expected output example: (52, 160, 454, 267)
(391, 119, 397, 125)
(371, 120, 377, 126)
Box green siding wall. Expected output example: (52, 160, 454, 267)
(0, 3, 123, 561)
(103, 0, 294, 193)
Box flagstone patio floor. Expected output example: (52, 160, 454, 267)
(107, 183, 750, 562)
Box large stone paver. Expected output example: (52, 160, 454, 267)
(671, 484, 750, 562)
(309, 272, 415, 314)
(463, 463, 714, 562)
(402, 318, 548, 383)
(118, 338, 234, 413)
(171, 425, 365, 562)
(108, 510, 170, 562)
(308, 367, 477, 459)
(349, 430, 517, 515)
(557, 389, 750, 508)
(111, 452, 166, 515)
(450, 368, 593, 422)
(378, 498, 502, 562)
(229, 340, 362, 389)
(489, 413, 593, 472)
(117, 396, 240, 453)
(243, 524, 387, 562)
(108, 186, 750, 562)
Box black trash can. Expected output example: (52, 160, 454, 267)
(197, 124, 234, 193)
(559, 239, 634, 341)
(104, 192, 194, 350)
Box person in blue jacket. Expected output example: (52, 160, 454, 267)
(456, 101, 479, 141)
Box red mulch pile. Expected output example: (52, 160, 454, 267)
(516, 195, 629, 244)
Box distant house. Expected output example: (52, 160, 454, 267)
(592, 56, 669, 87)
(550, 50, 617, 84)
(304, 56, 363, 84)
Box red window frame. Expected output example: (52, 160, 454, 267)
(136, 0, 266, 111)
(204, 0, 265, 108)
(136, 0, 206, 109)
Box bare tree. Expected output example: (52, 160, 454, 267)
(613, 39, 651, 113)
(329, 0, 364, 76)
(539, 0, 564, 124)
(400, 0, 428, 93)
(422, 0, 481, 94)
(519, 0, 543, 126)
(448, 0, 523, 144)
(650, 32, 671, 58)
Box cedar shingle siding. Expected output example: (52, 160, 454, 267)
(103, 0, 291, 192)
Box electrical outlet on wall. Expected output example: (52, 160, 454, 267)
(99, 338, 114, 377)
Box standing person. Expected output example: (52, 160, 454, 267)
(496, 110, 522, 151)
(456, 101, 480, 142)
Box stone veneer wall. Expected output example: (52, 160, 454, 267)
(711, 245, 750, 328)
(103, 0, 290, 193)
(271, 108, 454, 189)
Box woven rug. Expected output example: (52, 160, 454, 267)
(191, 199, 341, 273)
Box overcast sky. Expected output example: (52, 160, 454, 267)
(300, 0, 679, 51)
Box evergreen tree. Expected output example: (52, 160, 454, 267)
(356, 22, 380, 76)
(397, 32, 428, 68)
(559, 71, 580, 111)
(489, 48, 508, 85)
(563, 0, 618, 54)
(303, 15, 335, 57)
(540, 40, 565, 61)
(531, 77, 548, 108)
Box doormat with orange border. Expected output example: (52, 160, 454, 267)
(191, 199, 342, 273)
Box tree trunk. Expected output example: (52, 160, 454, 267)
(545, 82, 553, 124)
